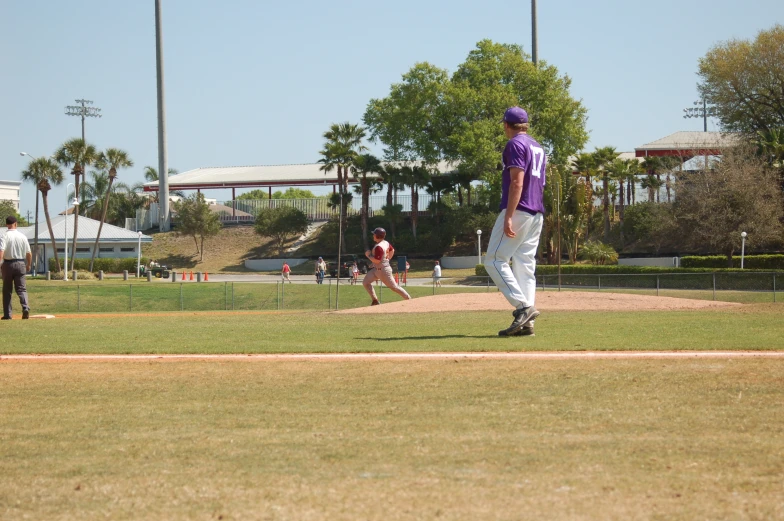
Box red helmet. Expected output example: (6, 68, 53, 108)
(372, 227, 386, 239)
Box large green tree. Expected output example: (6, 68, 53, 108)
(254, 206, 309, 257)
(364, 40, 589, 196)
(349, 153, 383, 251)
(698, 25, 784, 134)
(173, 194, 222, 262)
(674, 144, 783, 264)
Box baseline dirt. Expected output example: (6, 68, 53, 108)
(337, 291, 742, 314)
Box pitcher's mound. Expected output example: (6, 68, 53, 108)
(336, 291, 741, 314)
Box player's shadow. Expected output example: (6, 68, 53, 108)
(355, 335, 496, 341)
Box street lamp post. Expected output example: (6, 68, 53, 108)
(476, 229, 482, 266)
(64, 183, 79, 281)
(741, 232, 747, 269)
(136, 231, 143, 277)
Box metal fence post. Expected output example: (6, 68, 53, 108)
(598, 275, 601, 291)
(180, 283, 184, 311)
(542, 275, 546, 292)
(224, 282, 228, 310)
(712, 273, 716, 301)
(77, 284, 81, 312)
(328, 278, 331, 310)
(129, 284, 133, 312)
(656, 275, 660, 297)
(231, 282, 235, 311)
(774, 273, 777, 303)
(282, 280, 285, 310)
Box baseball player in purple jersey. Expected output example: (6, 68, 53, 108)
(362, 227, 411, 306)
(484, 107, 546, 337)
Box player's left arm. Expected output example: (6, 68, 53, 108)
(26, 251, 32, 272)
(504, 167, 525, 238)
(387, 245, 395, 259)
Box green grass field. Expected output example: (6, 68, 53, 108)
(2, 296, 782, 520)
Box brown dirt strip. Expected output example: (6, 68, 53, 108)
(1, 352, 782, 362)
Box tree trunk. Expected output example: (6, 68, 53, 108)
(602, 173, 610, 241)
(361, 178, 369, 252)
(457, 186, 464, 206)
(411, 186, 418, 241)
(70, 168, 80, 267)
(619, 182, 625, 246)
(386, 182, 396, 238)
(193, 235, 200, 254)
(89, 176, 115, 272)
(200, 236, 205, 262)
(41, 192, 61, 273)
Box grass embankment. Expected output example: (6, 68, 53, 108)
(3, 305, 783, 355)
(1, 358, 781, 520)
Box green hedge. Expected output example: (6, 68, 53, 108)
(48, 257, 147, 274)
(680, 255, 784, 269)
(474, 263, 783, 276)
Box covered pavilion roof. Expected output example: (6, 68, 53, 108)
(142, 161, 458, 192)
(634, 131, 741, 158)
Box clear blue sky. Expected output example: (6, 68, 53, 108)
(2, 0, 782, 219)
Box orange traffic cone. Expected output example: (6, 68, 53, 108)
(189, 271, 194, 281)
(204, 272, 209, 281)
(394, 272, 399, 283)
(181, 271, 186, 280)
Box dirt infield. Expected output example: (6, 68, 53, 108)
(337, 291, 742, 314)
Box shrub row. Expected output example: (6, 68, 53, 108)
(680, 255, 784, 269)
(48, 257, 147, 274)
(474, 263, 783, 276)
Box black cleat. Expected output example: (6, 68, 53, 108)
(498, 306, 539, 336)
(371, 299, 380, 306)
(22, 309, 30, 320)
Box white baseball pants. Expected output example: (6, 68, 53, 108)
(483, 210, 543, 309)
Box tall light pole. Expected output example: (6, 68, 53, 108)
(740, 231, 747, 269)
(531, 0, 538, 65)
(20, 152, 41, 276)
(64, 183, 79, 281)
(155, 0, 171, 232)
(476, 229, 483, 266)
(335, 191, 343, 310)
(682, 99, 716, 132)
(64, 99, 102, 141)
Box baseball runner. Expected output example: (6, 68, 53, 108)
(484, 106, 546, 337)
(362, 227, 411, 306)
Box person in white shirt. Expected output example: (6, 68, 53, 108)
(432, 260, 442, 287)
(0, 216, 32, 319)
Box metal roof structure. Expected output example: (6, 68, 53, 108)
(635, 131, 741, 158)
(142, 161, 459, 192)
(6, 215, 153, 243)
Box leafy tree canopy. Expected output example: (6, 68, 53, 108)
(272, 188, 318, 199)
(173, 194, 222, 261)
(364, 40, 589, 183)
(698, 25, 784, 134)
(237, 189, 269, 200)
(254, 206, 309, 257)
(0, 200, 27, 226)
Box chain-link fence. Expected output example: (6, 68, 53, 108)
(28, 272, 780, 314)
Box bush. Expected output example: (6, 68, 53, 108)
(579, 241, 618, 265)
(475, 264, 488, 276)
(680, 254, 784, 269)
(48, 270, 97, 280)
(49, 257, 147, 274)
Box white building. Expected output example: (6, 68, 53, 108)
(2, 215, 152, 273)
(0, 180, 22, 211)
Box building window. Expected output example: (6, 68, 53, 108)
(57, 248, 65, 254)
(76, 248, 90, 253)
(120, 247, 135, 252)
(99, 247, 114, 253)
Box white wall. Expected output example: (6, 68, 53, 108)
(618, 257, 680, 267)
(245, 258, 309, 271)
(441, 256, 484, 269)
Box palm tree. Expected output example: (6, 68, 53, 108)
(400, 164, 431, 241)
(425, 174, 453, 225)
(74, 171, 108, 218)
(591, 147, 620, 242)
(55, 138, 99, 267)
(141, 166, 181, 203)
(349, 153, 383, 251)
(87, 149, 133, 271)
(377, 164, 404, 238)
(641, 156, 663, 203)
(571, 152, 596, 234)
(21, 158, 64, 273)
(640, 175, 664, 203)
(318, 123, 367, 253)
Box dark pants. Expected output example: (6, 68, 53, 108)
(2, 261, 29, 318)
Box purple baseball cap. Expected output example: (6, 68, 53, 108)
(502, 106, 529, 124)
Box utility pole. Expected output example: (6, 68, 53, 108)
(64, 99, 102, 141)
(155, 0, 171, 232)
(531, 0, 538, 65)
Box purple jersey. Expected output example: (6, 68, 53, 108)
(500, 133, 546, 215)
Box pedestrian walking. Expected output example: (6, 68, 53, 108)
(432, 260, 442, 287)
(0, 216, 32, 320)
(281, 261, 292, 283)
